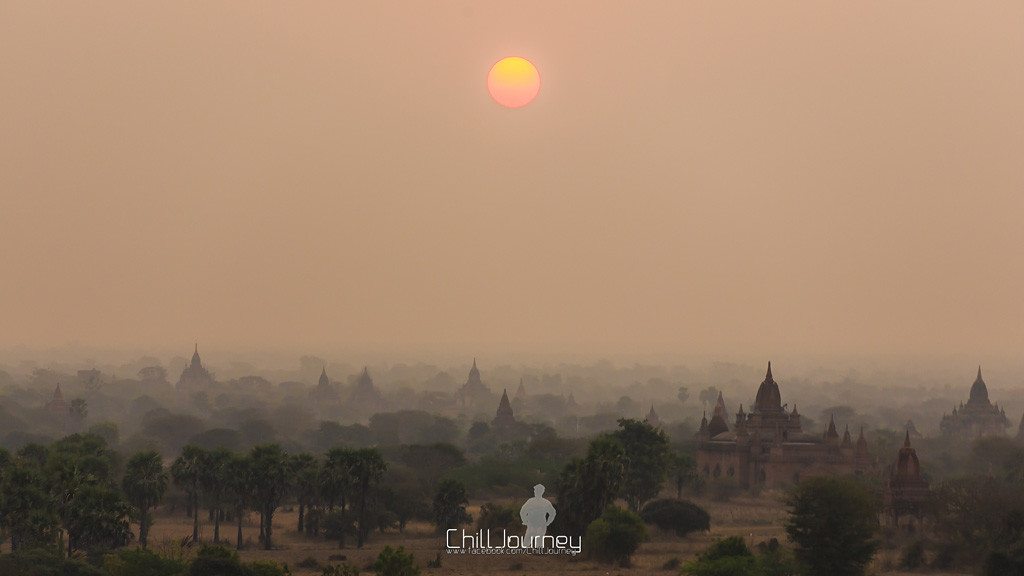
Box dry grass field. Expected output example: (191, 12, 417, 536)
(142, 492, 971, 576)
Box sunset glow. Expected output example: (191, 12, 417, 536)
(487, 56, 540, 108)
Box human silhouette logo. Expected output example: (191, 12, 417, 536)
(520, 484, 556, 547)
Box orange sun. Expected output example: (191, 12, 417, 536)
(487, 56, 540, 109)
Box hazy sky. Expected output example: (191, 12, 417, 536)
(1, 2, 1021, 359)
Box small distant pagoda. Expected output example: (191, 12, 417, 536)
(939, 367, 1009, 438)
(177, 343, 214, 393)
(45, 384, 68, 417)
(349, 367, 383, 407)
(493, 388, 517, 428)
(458, 358, 492, 412)
(644, 404, 661, 427)
(883, 431, 930, 529)
(312, 366, 338, 402)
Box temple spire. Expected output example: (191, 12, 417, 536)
(904, 429, 911, 448)
(766, 361, 773, 381)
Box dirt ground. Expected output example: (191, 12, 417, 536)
(145, 493, 970, 576)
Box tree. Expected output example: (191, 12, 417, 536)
(555, 434, 626, 534)
(171, 445, 208, 544)
(670, 453, 698, 499)
(225, 453, 252, 550)
(785, 477, 879, 576)
(640, 499, 710, 537)
(122, 450, 169, 548)
(432, 479, 472, 532)
(611, 419, 672, 511)
(63, 483, 132, 555)
(249, 444, 291, 550)
(290, 452, 320, 534)
(200, 448, 233, 544)
(677, 386, 689, 405)
(0, 462, 59, 551)
(373, 545, 420, 576)
(349, 448, 387, 548)
(583, 506, 647, 566)
(698, 387, 719, 406)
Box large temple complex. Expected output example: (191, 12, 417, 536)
(939, 367, 1010, 438)
(696, 362, 872, 488)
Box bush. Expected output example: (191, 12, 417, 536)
(640, 499, 710, 537)
(373, 546, 419, 576)
(321, 564, 359, 576)
(683, 536, 797, 576)
(476, 502, 519, 532)
(900, 540, 926, 570)
(583, 506, 647, 566)
(188, 545, 286, 576)
(189, 546, 246, 576)
(0, 548, 104, 576)
(104, 548, 188, 576)
(244, 560, 289, 576)
(682, 537, 759, 576)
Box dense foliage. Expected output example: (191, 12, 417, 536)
(785, 477, 879, 576)
(639, 498, 710, 537)
(582, 506, 647, 566)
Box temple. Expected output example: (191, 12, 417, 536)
(939, 367, 1009, 438)
(883, 432, 930, 529)
(312, 366, 337, 402)
(176, 343, 214, 393)
(45, 383, 68, 417)
(645, 404, 661, 427)
(457, 358, 493, 412)
(493, 388, 517, 428)
(349, 367, 383, 407)
(696, 362, 872, 488)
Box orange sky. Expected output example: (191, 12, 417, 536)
(0, 2, 1022, 360)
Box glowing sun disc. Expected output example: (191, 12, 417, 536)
(487, 56, 540, 109)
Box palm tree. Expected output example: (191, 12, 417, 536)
(225, 453, 252, 550)
(200, 448, 232, 544)
(290, 453, 320, 534)
(250, 444, 291, 550)
(171, 445, 208, 544)
(350, 448, 387, 548)
(122, 451, 169, 548)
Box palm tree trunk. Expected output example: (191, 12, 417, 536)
(213, 507, 221, 543)
(264, 504, 274, 550)
(236, 504, 244, 550)
(140, 506, 149, 548)
(192, 493, 200, 543)
(297, 502, 305, 533)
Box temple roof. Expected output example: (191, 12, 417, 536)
(318, 366, 330, 387)
(190, 343, 202, 368)
(494, 389, 515, 424)
(968, 366, 990, 406)
(753, 362, 783, 413)
(825, 413, 840, 438)
(894, 430, 923, 481)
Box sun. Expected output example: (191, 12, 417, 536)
(487, 56, 540, 109)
